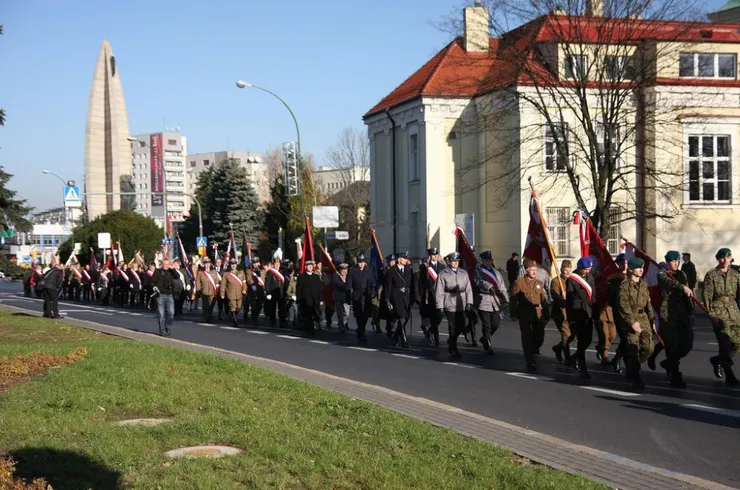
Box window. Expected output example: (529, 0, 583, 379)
(232, 158, 241, 165)
(679, 53, 737, 79)
(688, 135, 731, 203)
(605, 56, 634, 80)
(544, 123, 569, 172)
(546, 207, 570, 256)
(565, 55, 588, 79)
(190, 161, 196, 167)
(595, 121, 621, 168)
(168, 139, 177, 145)
(409, 132, 419, 182)
(203, 159, 210, 166)
(606, 207, 623, 255)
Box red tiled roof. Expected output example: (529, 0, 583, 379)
(364, 14, 740, 118)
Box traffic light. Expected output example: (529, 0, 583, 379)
(283, 141, 301, 197)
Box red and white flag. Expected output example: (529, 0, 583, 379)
(574, 210, 618, 307)
(454, 226, 477, 282)
(522, 190, 558, 279)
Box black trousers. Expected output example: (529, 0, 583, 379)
(445, 311, 466, 347)
(570, 311, 594, 367)
(43, 287, 59, 317)
(265, 295, 286, 326)
(202, 295, 216, 321)
(479, 310, 501, 341)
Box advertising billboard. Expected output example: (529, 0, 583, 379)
(150, 133, 164, 207)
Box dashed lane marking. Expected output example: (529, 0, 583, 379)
(581, 386, 641, 397)
(682, 404, 740, 419)
(276, 334, 300, 340)
(347, 346, 377, 352)
(220, 326, 239, 331)
(585, 349, 617, 356)
(392, 354, 422, 360)
(197, 323, 214, 326)
(309, 340, 331, 345)
(245, 330, 269, 335)
(443, 362, 478, 369)
(59, 309, 114, 316)
(506, 372, 540, 380)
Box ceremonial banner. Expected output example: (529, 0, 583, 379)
(299, 216, 315, 274)
(454, 226, 477, 282)
(369, 229, 384, 287)
(574, 210, 618, 306)
(522, 190, 558, 279)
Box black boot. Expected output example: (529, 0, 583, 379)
(232, 312, 239, 328)
(481, 337, 494, 355)
(563, 344, 576, 367)
(398, 322, 409, 349)
(432, 329, 440, 348)
(725, 366, 740, 387)
(611, 353, 623, 374)
(659, 359, 673, 378)
(447, 338, 461, 359)
(552, 342, 563, 363)
(670, 371, 687, 389)
(710, 356, 724, 379)
(631, 372, 646, 391)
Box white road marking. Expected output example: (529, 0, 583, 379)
(585, 349, 617, 356)
(276, 334, 300, 340)
(246, 330, 269, 335)
(682, 404, 740, 419)
(707, 342, 718, 346)
(309, 340, 331, 345)
(581, 387, 640, 397)
(506, 372, 539, 380)
(220, 326, 239, 331)
(443, 362, 478, 369)
(417, 330, 449, 337)
(128, 312, 143, 316)
(347, 346, 377, 352)
(392, 354, 422, 360)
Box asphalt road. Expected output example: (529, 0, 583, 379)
(2, 281, 738, 488)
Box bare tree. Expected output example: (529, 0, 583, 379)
(438, 0, 719, 245)
(263, 146, 284, 184)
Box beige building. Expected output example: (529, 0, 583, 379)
(84, 40, 131, 219)
(187, 151, 270, 204)
(314, 165, 370, 196)
(364, 4, 740, 275)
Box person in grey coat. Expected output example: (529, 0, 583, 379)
(333, 263, 351, 332)
(474, 251, 509, 354)
(435, 252, 474, 358)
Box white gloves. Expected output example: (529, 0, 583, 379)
(130, 284, 134, 289)
(186, 285, 191, 291)
(266, 294, 272, 300)
(292, 295, 297, 301)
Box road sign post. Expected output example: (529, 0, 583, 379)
(196, 237, 208, 258)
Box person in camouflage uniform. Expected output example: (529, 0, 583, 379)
(618, 257, 656, 390)
(657, 250, 695, 388)
(607, 253, 628, 374)
(702, 248, 740, 386)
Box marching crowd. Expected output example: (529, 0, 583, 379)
(24, 244, 740, 391)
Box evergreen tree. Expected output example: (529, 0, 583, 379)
(180, 166, 215, 250)
(208, 158, 263, 246)
(259, 174, 296, 261)
(0, 167, 31, 233)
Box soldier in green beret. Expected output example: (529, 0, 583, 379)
(656, 250, 695, 388)
(702, 248, 740, 386)
(618, 257, 656, 390)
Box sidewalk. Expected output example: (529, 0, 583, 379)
(1, 303, 734, 490)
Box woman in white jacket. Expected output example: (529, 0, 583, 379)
(435, 252, 474, 359)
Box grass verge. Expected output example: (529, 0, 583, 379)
(0, 310, 606, 489)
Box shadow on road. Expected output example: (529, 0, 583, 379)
(594, 396, 740, 429)
(9, 447, 123, 490)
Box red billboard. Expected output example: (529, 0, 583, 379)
(150, 133, 164, 206)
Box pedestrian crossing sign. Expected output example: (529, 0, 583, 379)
(196, 237, 208, 248)
(63, 185, 82, 208)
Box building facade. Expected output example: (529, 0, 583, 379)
(84, 40, 131, 219)
(129, 132, 188, 231)
(187, 151, 270, 204)
(314, 165, 370, 197)
(364, 5, 740, 275)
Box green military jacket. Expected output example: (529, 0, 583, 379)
(702, 267, 740, 327)
(658, 270, 693, 326)
(618, 278, 655, 329)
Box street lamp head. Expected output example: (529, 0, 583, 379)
(236, 80, 253, 89)
(42, 170, 51, 174)
(127, 136, 137, 142)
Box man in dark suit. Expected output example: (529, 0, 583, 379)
(297, 260, 323, 334)
(348, 254, 375, 342)
(386, 251, 416, 348)
(506, 253, 520, 291)
(418, 247, 444, 346)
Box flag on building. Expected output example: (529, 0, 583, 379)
(369, 228, 384, 287)
(454, 226, 477, 282)
(299, 216, 314, 274)
(574, 210, 619, 307)
(522, 190, 558, 279)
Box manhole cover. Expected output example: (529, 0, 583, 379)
(115, 418, 173, 427)
(164, 446, 243, 459)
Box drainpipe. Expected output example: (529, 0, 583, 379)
(385, 109, 397, 252)
(635, 86, 646, 249)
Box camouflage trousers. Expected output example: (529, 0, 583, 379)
(714, 321, 740, 367)
(659, 319, 694, 372)
(624, 328, 654, 374)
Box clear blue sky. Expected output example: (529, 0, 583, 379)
(0, 0, 728, 212)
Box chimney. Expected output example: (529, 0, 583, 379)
(586, 0, 604, 17)
(464, 2, 489, 53)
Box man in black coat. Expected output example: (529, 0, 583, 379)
(506, 253, 520, 291)
(681, 253, 697, 290)
(386, 251, 416, 348)
(40, 262, 64, 318)
(297, 260, 323, 333)
(348, 254, 375, 343)
(151, 259, 178, 336)
(418, 247, 444, 345)
(566, 256, 597, 379)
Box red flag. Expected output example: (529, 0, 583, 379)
(522, 191, 558, 278)
(454, 226, 477, 282)
(319, 243, 336, 304)
(575, 210, 618, 307)
(299, 216, 314, 274)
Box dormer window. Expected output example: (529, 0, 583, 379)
(564, 55, 588, 80)
(679, 53, 736, 79)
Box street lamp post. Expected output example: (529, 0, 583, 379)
(42, 169, 72, 225)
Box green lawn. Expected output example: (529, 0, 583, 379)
(0, 310, 605, 490)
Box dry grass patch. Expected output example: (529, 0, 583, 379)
(0, 457, 52, 490)
(0, 348, 87, 395)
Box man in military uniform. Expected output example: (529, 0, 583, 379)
(550, 260, 574, 365)
(220, 259, 247, 327)
(702, 248, 740, 386)
(297, 260, 323, 333)
(419, 247, 444, 346)
(214, 257, 226, 320)
(387, 252, 415, 348)
(656, 250, 695, 388)
(348, 254, 375, 342)
(435, 252, 474, 358)
(566, 257, 596, 379)
(196, 257, 220, 323)
(474, 251, 508, 354)
(607, 254, 628, 373)
(618, 257, 656, 390)
(511, 258, 547, 372)
(246, 258, 265, 325)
